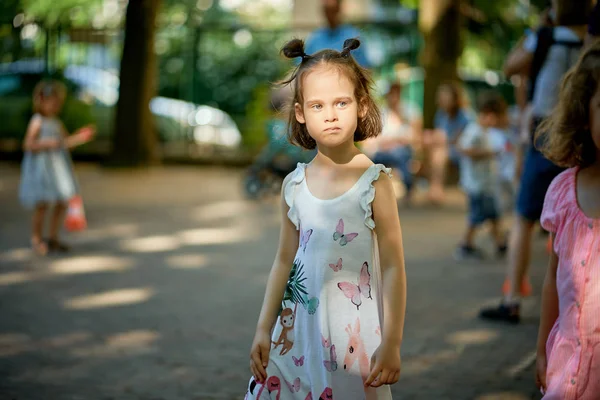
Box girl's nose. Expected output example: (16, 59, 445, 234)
(324, 107, 338, 122)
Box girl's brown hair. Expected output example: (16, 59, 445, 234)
(536, 40, 600, 168)
(279, 38, 381, 150)
(437, 81, 466, 115)
(33, 80, 66, 115)
(554, 0, 593, 26)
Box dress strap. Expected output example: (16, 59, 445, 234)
(283, 163, 306, 230)
(359, 164, 392, 230)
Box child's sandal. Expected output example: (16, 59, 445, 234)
(48, 239, 70, 253)
(31, 239, 48, 256)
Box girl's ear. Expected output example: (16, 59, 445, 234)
(295, 103, 306, 124)
(358, 98, 368, 119)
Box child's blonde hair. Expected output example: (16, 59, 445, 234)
(536, 40, 600, 168)
(33, 80, 66, 115)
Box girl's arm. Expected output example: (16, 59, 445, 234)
(249, 174, 299, 382)
(62, 123, 95, 149)
(536, 235, 559, 357)
(373, 174, 407, 347)
(255, 183, 299, 332)
(22, 116, 59, 152)
(503, 35, 533, 78)
(364, 173, 406, 387)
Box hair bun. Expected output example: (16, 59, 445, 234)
(281, 38, 308, 60)
(341, 38, 360, 56)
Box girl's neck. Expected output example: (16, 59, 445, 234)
(314, 140, 361, 167)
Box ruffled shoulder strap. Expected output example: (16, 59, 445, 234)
(283, 163, 306, 230)
(541, 167, 576, 233)
(359, 164, 392, 230)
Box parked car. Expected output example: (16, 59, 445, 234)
(0, 61, 242, 156)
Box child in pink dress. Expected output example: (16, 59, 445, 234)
(535, 41, 600, 399)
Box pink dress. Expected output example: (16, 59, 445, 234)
(540, 167, 600, 400)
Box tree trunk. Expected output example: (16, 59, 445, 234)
(419, 0, 462, 130)
(110, 0, 161, 166)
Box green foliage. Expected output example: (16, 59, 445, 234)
(241, 84, 272, 150)
(20, 0, 103, 25)
(281, 259, 308, 311)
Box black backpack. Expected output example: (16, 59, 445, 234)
(528, 27, 583, 101)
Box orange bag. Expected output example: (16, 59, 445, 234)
(64, 195, 87, 232)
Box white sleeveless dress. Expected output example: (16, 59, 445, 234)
(245, 163, 393, 400)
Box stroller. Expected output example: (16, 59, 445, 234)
(243, 118, 315, 199)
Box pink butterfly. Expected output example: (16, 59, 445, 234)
(292, 355, 304, 366)
(323, 344, 338, 372)
(333, 219, 358, 246)
(328, 258, 343, 272)
(285, 377, 301, 393)
(305, 393, 313, 400)
(337, 262, 372, 310)
(320, 388, 333, 400)
(321, 333, 331, 348)
(300, 228, 313, 252)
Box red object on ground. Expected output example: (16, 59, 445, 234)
(64, 195, 87, 232)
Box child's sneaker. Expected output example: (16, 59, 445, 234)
(454, 245, 485, 261)
(479, 302, 520, 324)
(502, 277, 533, 297)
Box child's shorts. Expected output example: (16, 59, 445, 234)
(468, 192, 500, 226)
(516, 146, 564, 222)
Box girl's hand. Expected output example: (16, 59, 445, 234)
(249, 328, 271, 384)
(364, 341, 401, 388)
(77, 125, 96, 142)
(535, 353, 548, 394)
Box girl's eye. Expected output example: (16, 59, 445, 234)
(338, 101, 347, 107)
(312, 104, 322, 110)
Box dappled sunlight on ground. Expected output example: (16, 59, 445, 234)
(402, 349, 460, 376)
(63, 287, 155, 310)
(71, 330, 160, 358)
(49, 255, 134, 275)
(0, 247, 32, 263)
(0, 332, 93, 358)
(446, 328, 498, 346)
(177, 226, 254, 246)
(0, 271, 34, 286)
(0, 333, 32, 357)
(73, 223, 140, 243)
(190, 200, 254, 223)
(166, 253, 209, 269)
(120, 235, 181, 253)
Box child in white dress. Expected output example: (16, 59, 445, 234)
(245, 38, 407, 400)
(19, 80, 94, 255)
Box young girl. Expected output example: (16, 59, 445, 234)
(535, 41, 600, 398)
(19, 80, 95, 255)
(245, 38, 407, 400)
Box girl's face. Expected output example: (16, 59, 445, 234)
(589, 84, 600, 159)
(40, 96, 62, 116)
(386, 86, 401, 108)
(295, 66, 362, 150)
(437, 89, 455, 112)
